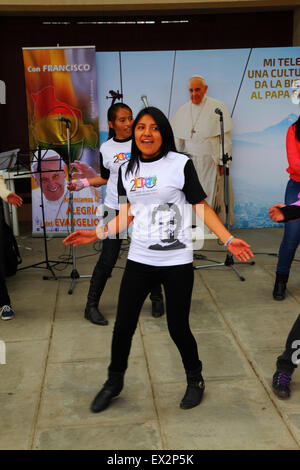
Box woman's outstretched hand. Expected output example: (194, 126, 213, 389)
(71, 161, 97, 179)
(268, 203, 285, 222)
(67, 179, 85, 192)
(63, 229, 98, 247)
(226, 238, 254, 262)
(7, 192, 23, 208)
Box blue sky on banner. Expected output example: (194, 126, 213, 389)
(96, 47, 300, 228)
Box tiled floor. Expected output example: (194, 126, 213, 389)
(1, 227, 300, 450)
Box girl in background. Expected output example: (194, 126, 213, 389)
(273, 116, 300, 301)
(269, 187, 300, 399)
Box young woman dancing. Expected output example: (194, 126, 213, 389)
(64, 107, 254, 412)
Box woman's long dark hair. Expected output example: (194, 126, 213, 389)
(107, 102, 132, 140)
(294, 115, 300, 142)
(126, 106, 177, 177)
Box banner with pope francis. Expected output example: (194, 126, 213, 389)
(97, 46, 300, 229)
(23, 46, 101, 235)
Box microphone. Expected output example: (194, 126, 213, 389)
(106, 90, 123, 104)
(58, 115, 71, 124)
(215, 108, 223, 116)
(141, 95, 149, 108)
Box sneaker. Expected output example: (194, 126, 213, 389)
(272, 370, 292, 399)
(0, 305, 15, 321)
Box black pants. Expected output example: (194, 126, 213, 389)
(276, 314, 300, 374)
(109, 260, 201, 373)
(0, 206, 10, 307)
(90, 206, 162, 302)
(0, 271, 10, 307)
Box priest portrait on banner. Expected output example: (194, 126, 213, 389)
(171, 75, 235, 226)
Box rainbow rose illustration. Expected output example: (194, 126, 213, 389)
(31, 86, 98, 160)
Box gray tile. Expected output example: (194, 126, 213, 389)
(8, 278, 58, 313)
(54, 261, 125, 322)
(0, 279, 55, 340)
(224, 309, 300, 350)
(0, 392, 40, 450)
(144, 330, 253, 383)
(37, 357, 156, 428)
(285, 414, 300, 445)
(5, 229, 300, 450)
(199, 264, 299, 312)
(0, 341, 49, 449)
(34, 421, 162, 450)
(155, 379, 299, 450)
(0, 314, 52, 342)
(0, 340, 48, 393)
(48, 319, 144, 363)
(55, 279, 92, 321)
(140, 294, 224, 335)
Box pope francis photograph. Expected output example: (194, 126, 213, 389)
(171, 75, 235, 227)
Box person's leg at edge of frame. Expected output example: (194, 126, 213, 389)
(90, 260, 152, 413)
(0, 273, 14, 320)
(272, 314, 300, 399)
(274, 179, 300, 301)
(162, 262, 205, 409)
(0, 246, 14, 321)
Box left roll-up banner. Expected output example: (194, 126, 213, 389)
(22, 46, 102, 235)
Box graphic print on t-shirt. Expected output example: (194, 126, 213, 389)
(148, 203, 186, 251)
(130, 175, 158, 194)
(118, 151, 207, 266)
(113, 152, 130, 164)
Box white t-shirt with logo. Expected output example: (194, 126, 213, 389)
(100, 137, 131, 210)
(118, 151, 207, 267)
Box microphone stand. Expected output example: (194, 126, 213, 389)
(43, 119, 92, 294)
(17, 146, 71, 276)
(194, 109, 255, 281)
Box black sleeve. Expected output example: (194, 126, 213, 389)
(279, 205, 300, 223)
(99, 152, 110, 180)
(182, 158, 207, 204)
(117, 166, 127, 197)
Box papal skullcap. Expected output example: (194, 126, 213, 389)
(189, 75, 206, 86)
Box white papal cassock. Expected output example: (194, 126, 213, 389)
(171, 95, 234, 226)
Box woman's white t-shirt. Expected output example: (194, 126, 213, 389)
(100, 136, 132, 210)
(118, 151, 207, 266)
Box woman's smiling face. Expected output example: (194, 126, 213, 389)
(134, 114, 162, 159)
